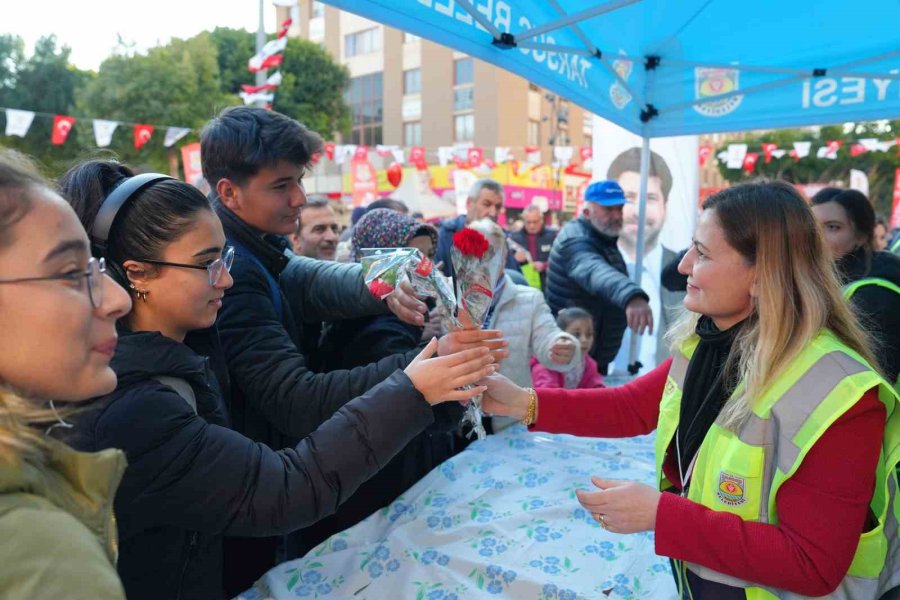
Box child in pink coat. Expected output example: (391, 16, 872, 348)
(530, 308, 605, 389)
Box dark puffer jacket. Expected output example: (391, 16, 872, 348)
(839, 248, 900, 385)
(64, 328, 434, 600)
(545, 216, 648, 373)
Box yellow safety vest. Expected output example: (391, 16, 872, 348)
(655, 330, 900, 599)
(843, 277, 900, 394)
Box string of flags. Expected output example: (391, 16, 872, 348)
(701, 138, 900, 174)
(2, 107, 192, 149)
(242, 18, 291, 108)
(316, 143, 594, 175)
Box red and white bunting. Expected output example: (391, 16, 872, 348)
(277, 19, 293, 39)
(134, 124, 154, 149)
(93, 119, 119, 147)
(4, 109, 35, 137)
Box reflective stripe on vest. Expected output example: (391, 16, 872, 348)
(656, 330, 900, 599)
(842, 277, 900, 394)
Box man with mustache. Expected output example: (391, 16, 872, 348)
(608, 147, 685, 377)
(290, 196, 340, 261)
(546, 180, 652, 376)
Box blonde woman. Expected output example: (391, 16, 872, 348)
(0, 151, 132, 599)
(479, 181, 900, 598)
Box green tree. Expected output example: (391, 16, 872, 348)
(0, 34, 25, 106)
(0, 35, 91, 176)
(274, 37, 351, 139)
(208, 27, 256, 95)
(715, 122, 900, 216)
(78, 33, 236, 174)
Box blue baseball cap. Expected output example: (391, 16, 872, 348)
(584, 180, 626, 206)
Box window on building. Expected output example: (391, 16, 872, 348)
(345, 72, 383, 145)
(403, 32, 420, 43)
(404, 121, 422, 146)
(454, 58, 473, 85)
(454, 114, 474, 143)
(345, 28, 381, 58)
(403, 68, 421, 95)
(453, 87, 473, 112)
(527, 120, 541, 147)
(311, 1, 325, 18)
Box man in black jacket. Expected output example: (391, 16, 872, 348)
(199, 107, 506, 593)
(545, 180, 653, 374)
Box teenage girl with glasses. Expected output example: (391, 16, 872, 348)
(57, 159, 496, 600)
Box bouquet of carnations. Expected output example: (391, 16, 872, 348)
(449, 226, 505, 440)
(361, 247, 456, 320)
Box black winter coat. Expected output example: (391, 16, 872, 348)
(64, 328, 434, 600)
(545, 217, 648, 373)
(839, 248, 900, 385)
(301, 313, 465, 553)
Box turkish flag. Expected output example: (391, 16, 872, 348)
(698, 144, 713, 166)
(353, 146, 369, 161)
(850, 144, 868, 158)
(761, 143, 778, 164)
(409, 146, 427, 170)
(51, 115, 76, 145)
(789, 149, 800, 162)
(467, 147, 484, 168)
(743, 152, 759, 173)
(324, 143, 335, 161)
(277, 18, 292, 38)
(134, 124, 155, 149)
(579, 147, 593, 162)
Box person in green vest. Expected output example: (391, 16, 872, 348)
(811, 187, 900, 391)
(0, 150, 133, 599)
(476, 180, 900, 599)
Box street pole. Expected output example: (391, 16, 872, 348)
(255, 0, 266, 105)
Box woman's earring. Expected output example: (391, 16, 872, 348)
(129, 283, 149, 303)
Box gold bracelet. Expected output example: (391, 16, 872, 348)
(522, 387, 537, 427)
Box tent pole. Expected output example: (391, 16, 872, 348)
(627, 136, 650, 375)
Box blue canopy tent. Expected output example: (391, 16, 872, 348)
(321, 0, 900, 368)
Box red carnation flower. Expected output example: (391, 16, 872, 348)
(452, 228, 490, 259)
(368, 278, 395, 299)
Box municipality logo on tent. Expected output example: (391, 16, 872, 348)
(694, 68, 743, 117)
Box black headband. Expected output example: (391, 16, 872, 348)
(90, 173, 173, 254)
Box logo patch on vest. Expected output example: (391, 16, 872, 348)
(717, 472, 747, 506)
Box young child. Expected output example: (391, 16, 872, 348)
(531, 307, 605, 389)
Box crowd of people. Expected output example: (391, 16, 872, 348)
(2, 104, 900, 600)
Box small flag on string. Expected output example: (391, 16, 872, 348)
(93, 119, 119, 147)
(409, 146, 427, 170)
(761, 143, 778, 164)
(324, 143, 335, 161)
(239, 91, 275, 105)
(817, 140, 842, 160)
(277, 19, 292, 39)
(494, 147, 511, 164)
(698, 143, 713, 166)
(793, 141, 811, 160)
(4, 109, 35, 137)
(552, 146, 574, 165)
(743, 152, 759, 173)
(164, 127, 191, 148)
(51, 115, 76, 145)
(353, 146, 369, 161)
(248, 53, 284, 73)
(467, 147, 484, 168)
(134, 124, 155, 149)
(525, 145, 541, 165)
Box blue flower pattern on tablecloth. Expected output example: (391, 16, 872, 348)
(241, 428, 676, 599)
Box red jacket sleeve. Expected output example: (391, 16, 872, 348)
(655, 388, 885, 596)
(533, 358, 671, 438)
(530, 358, 563, 389)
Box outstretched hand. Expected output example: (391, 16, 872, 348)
(405, 338, 497, 404)
(387, 280, 428, 326)
(477, 373, 531, 420)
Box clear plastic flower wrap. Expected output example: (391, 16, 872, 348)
(360, 247, 456, 320)
(449, 227, 506, 440)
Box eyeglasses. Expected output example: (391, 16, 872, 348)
(133, 246, 234, 286)
(0, 257, 106, 308)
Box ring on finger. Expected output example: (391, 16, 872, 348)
(599, 514, 608, 529)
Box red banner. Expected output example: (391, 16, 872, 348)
(467, 147, 484, 168)
(51, 115, 76, 145)
(891, 168, 900, 229)
(181, 142, 203, 188)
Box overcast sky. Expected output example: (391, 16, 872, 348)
(8, 0, 280, 70)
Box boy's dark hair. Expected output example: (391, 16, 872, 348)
(557, 307, 594, 330)
(59, 159, 212, 289)
(200, 106, 324, 188)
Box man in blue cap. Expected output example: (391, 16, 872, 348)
(545, 180, 653, 375)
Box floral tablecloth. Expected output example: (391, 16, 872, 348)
(238, 426, 677, 600)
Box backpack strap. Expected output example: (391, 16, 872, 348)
(154, 376, 197, 414)
(229, 240, 284, 320)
